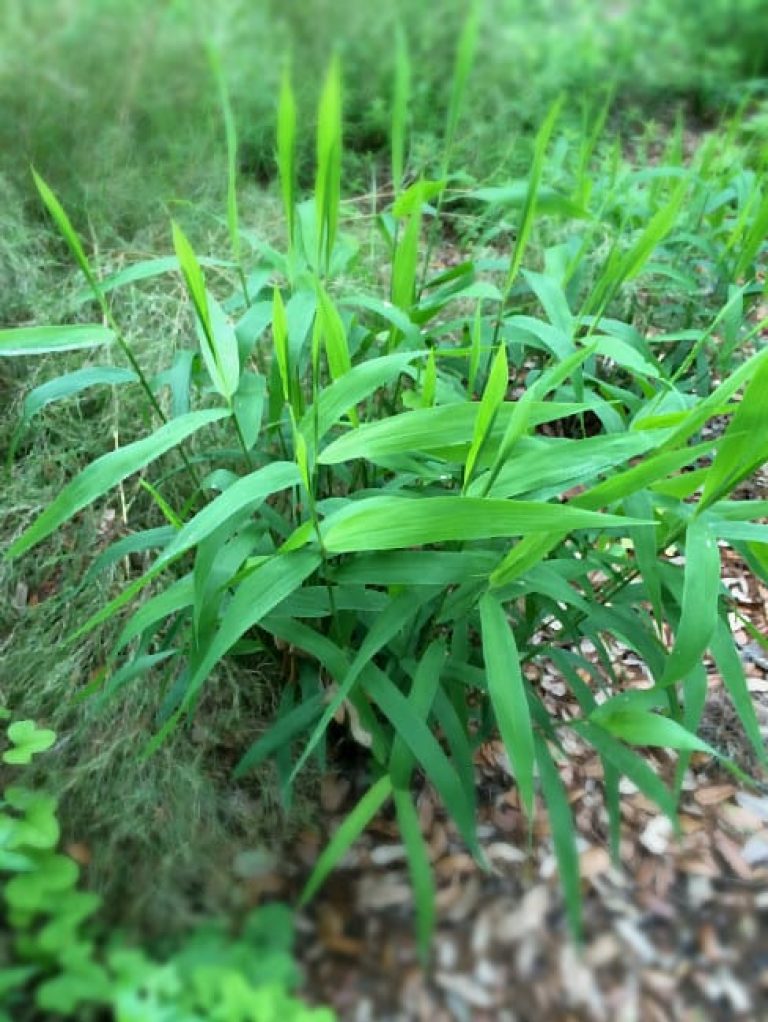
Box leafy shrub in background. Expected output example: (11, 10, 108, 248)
(2, 13, 768, 956)
(0, 715, 334, 1021)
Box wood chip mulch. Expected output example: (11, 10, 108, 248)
(271, 540, 768, 1022)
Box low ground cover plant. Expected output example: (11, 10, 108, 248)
(0, 713, 335, 1021)
(2, 20, 768, 962)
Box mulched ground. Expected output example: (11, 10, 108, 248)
(273, 540, 768, 1022)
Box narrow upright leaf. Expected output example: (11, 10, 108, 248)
(315, 56, 343, 272)
(277, 64, 298, 246)
(480, 593, 535, 818)
(301, 776, 392, 904)
(662, 517, 720, 686)
(391, 24, 411, 194)
(535, 737, 582, 940)
(464, 344, 508, 490)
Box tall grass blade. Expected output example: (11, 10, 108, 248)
(662, 517, 721, 686)
(393, 789, 435, 961)
(315, 56, 343, 274)
(504, 98, 563, 297)
(7, 409, 228, 559)
(0, 325, 115, 356)
(535, 737, 582, 940)
(320, 496, 644, 553)
(391, 23, 411, 194)
(480, 593, 535, 818)
(300, 776, 392, 904)
(699, 352, 768, 510)
(209, 47, 246, 299)
(172, 222, 240, 400)
(32, 168, 99, 292)
(277, 64, 298, 251)
(463, 343, 508, 491)
(443, 0, 479, 174)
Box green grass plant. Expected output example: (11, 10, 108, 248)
(2, 11, 768, 965)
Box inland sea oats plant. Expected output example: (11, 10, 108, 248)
(3, 23, 768, 958)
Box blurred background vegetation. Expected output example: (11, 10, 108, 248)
(3, 0, 768, 239)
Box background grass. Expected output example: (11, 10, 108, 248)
(3, 0, 768, 237)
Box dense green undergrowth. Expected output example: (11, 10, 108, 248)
(3, 8, 768, 971)
(1, 8, 768, 1017)
(0, 714, 335, 1021)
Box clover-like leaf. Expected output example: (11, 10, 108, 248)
(3, 721, 56, 765)
(5, 854, 79, 912)
(4, 789, 60, 849)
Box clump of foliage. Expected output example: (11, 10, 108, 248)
(2, 13, 768, 959)
(0, 713, 334, 1021)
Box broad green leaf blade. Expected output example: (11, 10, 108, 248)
(479, 431, 660, 501)
(114, 574, 193, 652)
(180, 550, 321, 708)
(71, 255, 231, 306)
(393, 788, 435, 961)
(391, 190, 423, 315)
(0, 325, 115, 356)
(321, 496, 643, 554)
(489, 531, 569, 589)
(710, 619, 768, 767)
(207, 293, 241, 400)
(661, 347, 768, 453)
(595, 709, 748, 783)
(594, 709, 711, 752)
(318, 401, 591, 464)
(333, 550, 496, 586)
(171, 221, 210, 334)
(300, 775, 392, 904)
(302, 352, 424, 447)
(173, 225, 239, 401)
(480, 593, 535, 818)
(700, 351, 768, 509)
(573, 440, 718, 510)
(662, 517, 720, 686)
(72, 463, 299, 642)
(232, 371, 266, 451)
(7, 409, 228, 559)
(19, 367, 136, 421)
(572, 720, 677, 823)
(316, 284, 352, 381)
(535, 736, 582, 941)
(464, 344, 508, 490)
(10, 366, 137, 464)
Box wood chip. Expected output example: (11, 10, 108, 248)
(693, 784, 736, 806)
